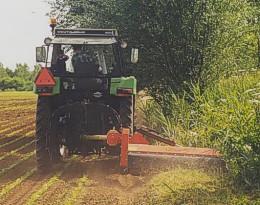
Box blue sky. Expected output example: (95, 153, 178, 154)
(0, 0, 53, 70)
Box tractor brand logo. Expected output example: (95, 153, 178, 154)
(57, 30, 85, 35)
(55, 29, 117, 37)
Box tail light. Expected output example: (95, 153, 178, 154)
(116, 88, 133, 96)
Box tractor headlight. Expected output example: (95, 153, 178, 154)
(44, 37, 52, 46)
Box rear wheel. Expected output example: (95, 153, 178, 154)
(36, 97, 61, 172)
(120, 96, 135, 133)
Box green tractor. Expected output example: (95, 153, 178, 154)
(34, 27, 139, 171)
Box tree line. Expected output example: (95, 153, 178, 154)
(0, 63, 40, 91)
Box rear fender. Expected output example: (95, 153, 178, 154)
(110, 76, 137, 96)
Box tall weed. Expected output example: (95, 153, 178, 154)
(141, 72, 260, 187)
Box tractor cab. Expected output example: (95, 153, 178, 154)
(38, 29, 122, 76)
(35, 28, 138, 96)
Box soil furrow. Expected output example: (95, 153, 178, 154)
(0, 157, 36, 186)
(0, 114, 34, 126)
(0, 152, 35, 177)
(24, 159, 77, 205)
(0, 156, 20, 171)
(0, 168, 37, 205)
(35, 161, 87, 205)
(0, 140, 35, 160)
(0, 93, 150, 205)
(0, 136, 33, 149)
(0, 120, 35, 136)
(4, 123, 35, 138)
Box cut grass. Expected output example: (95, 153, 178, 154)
(135, 169, 260, 205)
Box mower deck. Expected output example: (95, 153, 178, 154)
(127, 144, 224, 173)
(128, 144, 220, 158)
(106, 128, 224, 172)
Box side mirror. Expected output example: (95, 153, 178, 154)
(36, 47, 46, 63)
(131, 48, 139, 64)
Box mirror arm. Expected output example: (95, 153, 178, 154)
(45, 46, 50, 67)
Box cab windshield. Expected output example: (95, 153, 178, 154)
(50, 44, 120, 76)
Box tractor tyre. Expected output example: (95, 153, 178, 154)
(36, 97, 60, 172)
(120, 96, 135, 134)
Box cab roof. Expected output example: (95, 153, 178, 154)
(52, 29, 118, 45)
(54, 29, 118, 37)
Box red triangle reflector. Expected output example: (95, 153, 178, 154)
(35, 68, 56, 87)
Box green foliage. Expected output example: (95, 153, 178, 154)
(0, 77, 24, 91)
(50, 0, 260, 100)
(141, 72, 260, 187)
(0, 63, 39, 91)
(135, 169, 260, 205)
(202, 0, 260, 84)
(14, 64, 32, 81)
(51, 0, 209, 97)
(0, 64, 9, 78)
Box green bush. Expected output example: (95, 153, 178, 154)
(0, 63, 39, 91)
(141, 72, 260, 187)
(0, 77, 32, 91)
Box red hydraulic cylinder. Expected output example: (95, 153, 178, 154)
(106, 128, 149, 171)
(120, 128, 129, 169)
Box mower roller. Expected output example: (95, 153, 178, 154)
(34, 23, 222, 173)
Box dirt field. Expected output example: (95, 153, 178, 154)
(0, 92, 150, 205)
